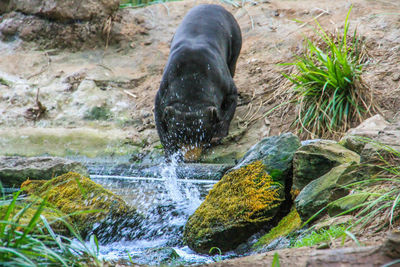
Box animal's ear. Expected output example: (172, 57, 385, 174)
(207, 106, 219, 122)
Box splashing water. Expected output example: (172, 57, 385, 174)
(89, 155, 214, 265)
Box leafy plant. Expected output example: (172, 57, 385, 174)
(0, 187, 102, 266)
(282, 6, 379, 138)
(272, 252, 280, 267)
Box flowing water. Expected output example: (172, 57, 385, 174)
(87, 155, 234, 265)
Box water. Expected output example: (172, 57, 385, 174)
(89, 155, 224, 265)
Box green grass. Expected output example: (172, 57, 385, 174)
(293, 224, 348, 248)
(332, 141, 400, 230)
(0, 184, 102, 266)
(282, 6, 379, 138)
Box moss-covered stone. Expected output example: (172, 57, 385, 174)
(234, 133, 301, 186)
(183, 161, 285, 253)
(253, 207, 301, 250)
(21, 172, 140, 237)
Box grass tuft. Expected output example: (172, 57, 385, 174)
(0, 186, 102, 266)
(282, 6, 379, 139)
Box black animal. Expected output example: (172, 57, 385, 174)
(154, 4, 242, 159)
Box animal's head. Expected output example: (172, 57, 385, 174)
(162, 105, 220, 155)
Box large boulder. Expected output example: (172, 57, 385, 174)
(295, 162, 358, 222)
(0, 156, 88, 188)
(234, 133, 301, 187)
(6, 0, 119, 22)
(183, 161, 286, 253)
(340, 114, 390, 154)
(292, 140, 360, 192)
(21, 172, 142, 238)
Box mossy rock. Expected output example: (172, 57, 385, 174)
(21, 172, 140, 237)
(253, 207, 301, 250)
(183, 161, 285, 253)
(234, 133, 301, 186)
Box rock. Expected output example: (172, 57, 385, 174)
(234, 133, 301, 186)
(327, 193, 370, 216)
(0, 156, 88, 188)
(292, 140, 360, 192)
(0, 11, 103, 49)
(21, 172, 142, 237)
(361, 120, 400, 163)
(340, 115, 389, 154)
(6, 0, 119, 22)
(183, 161, 286, 253)
(295, 163, 357, 222)
(142, 247, 181, 266)
(252, 207, 301, 251)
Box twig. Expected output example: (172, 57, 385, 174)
(123, 90, 137, 98)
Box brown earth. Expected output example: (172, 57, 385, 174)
(0, 0, 399, 160)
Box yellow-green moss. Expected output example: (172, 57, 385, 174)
(184, 161, 285, 252)
(21, 172, 130, 234)
(253, 207, 301, 249)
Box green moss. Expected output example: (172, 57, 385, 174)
(21, 172, 133, 235)
(0, 77, 11, 87)
(184, 161, 285, 252)
(253, 207, 301, 249)
(293, 224, 348, 248)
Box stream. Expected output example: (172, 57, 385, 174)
(85, 156, 236, 265)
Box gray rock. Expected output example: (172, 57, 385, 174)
(6, 0, 119, 22)
(340, 115, 389, 154)
(361, 120, 400, 163)
(292, 140, 360, 192)
(0, 156, 88, 188)
(295, 163, 357, 222)
(234, 132, 301, 186)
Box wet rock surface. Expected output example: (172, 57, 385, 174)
(0, 156, 88, 188)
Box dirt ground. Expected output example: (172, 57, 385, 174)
(0, 0, 399, 158)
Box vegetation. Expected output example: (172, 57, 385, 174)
(21, 172, 134, 236)
(282, 7, 379, 138)
(0, 183, 102, 266)
(332, 141, 400, 231)
(184, 161, 285, 252)
(293, 224, 349, 248)
(253, 207, 301, 249)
